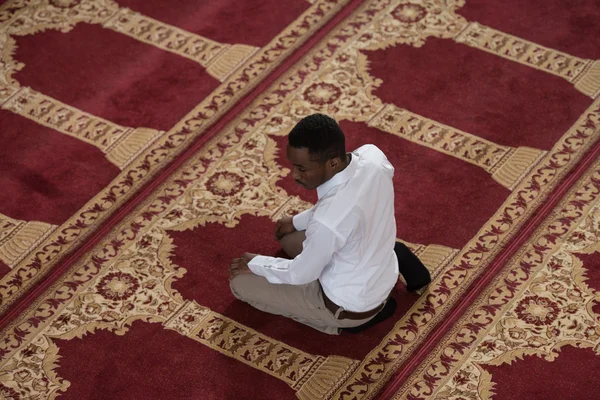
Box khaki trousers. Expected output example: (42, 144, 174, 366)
(229, 231, 374, 335)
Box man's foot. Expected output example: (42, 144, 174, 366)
(395, 241, 431, 292)
(343, 297, 397, 334)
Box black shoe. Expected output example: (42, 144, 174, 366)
(343, 297, 397, 334)
(395, 241, 431, 292)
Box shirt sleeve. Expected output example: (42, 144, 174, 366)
(248, 219, 345, 285)
(292, 207, 313, 231)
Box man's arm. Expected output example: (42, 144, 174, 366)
(291, 207, 313, 231)
(249, 219, 344, 285)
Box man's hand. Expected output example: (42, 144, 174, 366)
(229, 253, 258, 280)
(275, 216, 296, 240)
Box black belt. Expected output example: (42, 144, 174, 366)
(322, 291, 386, 320)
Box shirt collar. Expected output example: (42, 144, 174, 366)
(316, 153, 358, 199)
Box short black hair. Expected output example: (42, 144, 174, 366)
(288, 114, 346, 162)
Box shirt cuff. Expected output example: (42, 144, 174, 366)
(292, 209, 312, 231)
(247, 255, 285, 284)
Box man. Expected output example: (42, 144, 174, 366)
(229, 113, 429, 334)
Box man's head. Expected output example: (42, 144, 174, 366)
(287, 114, 347, 190)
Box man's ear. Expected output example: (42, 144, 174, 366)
(329, 157, 340, 170)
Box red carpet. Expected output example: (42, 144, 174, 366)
(0, 0, 599, 399)
(0, 0, 351, 313)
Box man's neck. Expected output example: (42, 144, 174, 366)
(338, 152, 351, 173)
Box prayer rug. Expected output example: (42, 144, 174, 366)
(0, 0, 354, 315)
(0, 0, 599, 399)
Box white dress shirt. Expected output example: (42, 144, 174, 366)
(248, 144, 399, 312)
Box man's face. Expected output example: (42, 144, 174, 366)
(286, 145, 331, 190)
